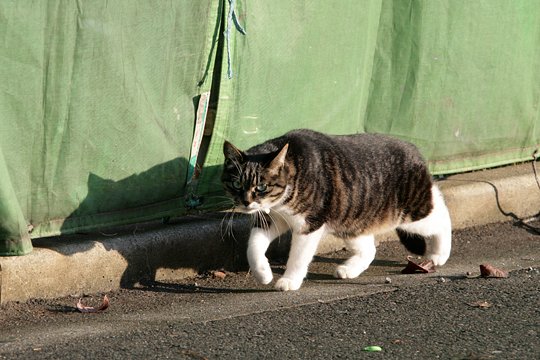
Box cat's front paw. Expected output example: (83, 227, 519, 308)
(274, 277, 302, 291)
(251, 265, 273, 285)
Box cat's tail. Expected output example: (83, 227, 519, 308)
(396, 185, 452, 265)
(396, 228, 427, 256)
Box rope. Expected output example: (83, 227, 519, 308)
(532, 149, 540, 192)
(225, 0, 247, 79)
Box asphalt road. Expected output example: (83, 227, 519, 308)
(1, 220, 539, 359)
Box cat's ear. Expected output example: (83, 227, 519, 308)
(268, 143, 289, 171)
(223, 140, 244, 162)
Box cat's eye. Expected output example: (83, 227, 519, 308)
(232, 180, 242, 190)
(255, 183, 268, 192)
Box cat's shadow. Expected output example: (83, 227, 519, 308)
(312, 256, 404, 268)
(36, 157, 250, 290)
(133, 279, 275, 294)
(271, 256, 406, 281)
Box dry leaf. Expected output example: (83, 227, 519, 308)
(467, 300, 492, 308)
(401, 257, 436, 274)
(212, 271, 227, 280)
(76, 295, 110, 313)
(479, 264, 508, 278)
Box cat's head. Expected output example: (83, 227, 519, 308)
(221, 141, 289, 213)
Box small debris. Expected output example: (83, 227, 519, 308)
(363, 345, 383, 352)
(479, 264, 508, 278)
(401, 257, 436, 274)
(437, 277, 448, 283)
(466, 271, 472, 276)
(467, 300, 492, 309)
(76, 295, 110, 313)
(384, 277, 392, 284)
(212, 271, 227, 280)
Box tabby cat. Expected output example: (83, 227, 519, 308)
(222, 129, 451, 291)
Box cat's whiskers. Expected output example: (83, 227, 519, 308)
(219, 207, 239, 243)
(252, 210, 260, 228)
(217, 207, 237, 234)
(259, 209, 270, 233)
(251, 209, 268, 234)
(202, 195, 235, 206)
(208, 199, 234, 207)
(265, 210, 286, 244)
(219, 210, 231, 240)
(268, 208, 293, 233)
(227, 211, 238, 242)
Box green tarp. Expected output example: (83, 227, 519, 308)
(200, 0, 540, 205)
(0, 1, 221, 254)
(1, 0, 539, 255)
(366, 0, 540, 174)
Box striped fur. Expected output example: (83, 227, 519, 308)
(222, 129, 452, 291)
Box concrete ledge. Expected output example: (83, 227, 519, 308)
(1, 162, 539, 303)
(440, 163, 540, 229)
(0, 217, 248, 304)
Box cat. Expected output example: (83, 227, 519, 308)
(221, 129, 452, 291)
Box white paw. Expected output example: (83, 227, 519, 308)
(251, 265, 273, 285)
(427, 252, 450, 266)
(274, 277, 302, 291)
(334, 264, 363, 279)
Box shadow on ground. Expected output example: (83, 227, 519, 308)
(33, 157, 249, 289)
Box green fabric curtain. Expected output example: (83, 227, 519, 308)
(365, 0, 540, 174)
(199, 0, 540, 203)
(1, 0, 539, 255)
(0, 1, 220, 254)
(198, 0, 384, 202)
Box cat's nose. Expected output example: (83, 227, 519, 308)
(241, 194, 252, 207)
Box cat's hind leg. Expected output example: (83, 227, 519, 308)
(334, 234, 376, 279)
(397, 186, 452, 266)
(248, 213, 289, 284)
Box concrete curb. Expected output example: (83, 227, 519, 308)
(0, 217, 249, 304)
(1, 163, 539, 303)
